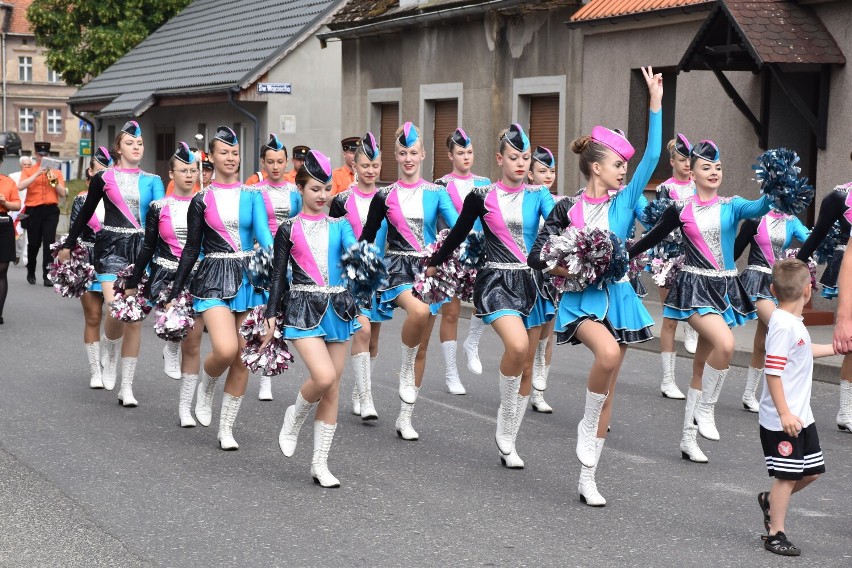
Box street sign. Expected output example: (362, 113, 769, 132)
(79, 139, 91, 156)
(257, 83, 292, 94)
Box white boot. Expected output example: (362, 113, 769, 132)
(742, 366, 762, 413)
(117, 357, 138, 407)
(311, 421, 341, 488)
(258, 376, 273, 401)
(195, 368, 221, 427)
(442, 341, 466, 395)
(398, 344, 419, 404)
(495, 373, 521, 456)
(578, 438, 607, 506)
(660, 352, 685, 399)
(576, 389, 607, 467)
(530, 387, 553, 413)
(501, 393, 529, 469)
(532, 338, 549, 391)
(85, 342, 103, 389)
(694, 364, 727, 441)
(217, 393, 243, 450)
(178, 373, 198, 428)
(350, 382, 361, 416)
(837, 380, 852, 432)
(395, 390, 420, 441)
(100, 336, 121, 391)
(683, 322, 698, 354)
(279, 391, 317, 457)
(162, 343, 181, 380)
(352, 352, 378, 420)
(680, 387, 709, 463)
(463, 317, 484, 375)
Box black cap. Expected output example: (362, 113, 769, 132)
(450, 128, 471, 149)
(94, 146, 113, 168)
(173, 141, 197, 165)
(214, 125, 238, 147)
(502, 124, 530, 153)
(201, 152, 213, 171)
(359, 132, 380, 161)
(674, 133, 691, 158)
(341, 137, 359, 152)
(304, 150, 332, 184)
(532, 146, 555, 169)
(292, 145, 310, 160)
(265, 133, 285, 152)
(121, 121, 141, 138)
(691, 140, 720, 163)
(34, 141, 51, 156)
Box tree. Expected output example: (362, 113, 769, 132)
(27, 0, 192, 85)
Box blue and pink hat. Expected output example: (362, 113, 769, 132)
(94, 146, 114, 168)
(532, 146, 555, 168)
(450, 127, 471, 149)
(691, 140, 720, 162)
(398, 122, 419, 148)
(502, 123, 530, 153)
(121, 120, 141, 138)
(360, 132, 380, 161)
(304, 150, 332, 184)
(590, 126, 634, 161)
(173, 142, 196, 165)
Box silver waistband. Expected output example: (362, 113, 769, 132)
(153, 256, 180, 270)
(681, 265, 739, 277)
(205, 250, 254, 259)
(484, 261, 530, 271)
(79, 240, 95, 248)
(290, 284, 347, 294)
(746, 265, 772, 275)
(103, 225, 143, 234)
(387, 250, 425, 258)
(836, 245, 847, 252)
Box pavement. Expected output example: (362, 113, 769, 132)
(0, 262, 850, 567)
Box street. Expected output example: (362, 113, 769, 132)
(0, 263, 849, 568)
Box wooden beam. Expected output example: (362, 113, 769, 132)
(768, 64, 822, 147)
(707, 60, 763, 140)
(817, 64, 830, 150)
(758, 68, 770, 150)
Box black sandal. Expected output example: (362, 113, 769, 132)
(762, 531, 801, 556)
(757, 491, 771, 532)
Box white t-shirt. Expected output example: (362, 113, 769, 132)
(759, 308, 814, 431)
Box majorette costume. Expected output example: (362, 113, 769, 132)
(630, 140, 772, 463)
(734, 208, 810, 413)
(267, 150, 358, 488)
(329, 132, 388, 421)
(62, 121, 165, 401)
(255, 133, 302, 236)
(359, 122, 459, 442)
(433, 127, 492, 394)
(796, 183, 852, 298)
(167, 127, 275, 449)
(656, 135, 697, 201)
(429, 124, 554, 469)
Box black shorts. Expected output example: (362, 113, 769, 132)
(760, 423, 826, 480)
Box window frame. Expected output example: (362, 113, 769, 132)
(18, 56, 32, 82)
(47, 108, 62, 134)
(19, 107, 34, 133)
(512, 76, 567, 194)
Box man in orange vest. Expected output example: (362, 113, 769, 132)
(284, 145, 309, 184)
(18, 142, 67, 286)
(331, 136, 358, 195)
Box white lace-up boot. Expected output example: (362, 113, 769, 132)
(85, 342, 103, 389)
(578, 438, 607, 506)
(742, 366, 762, 413)
(501, 393, 529, 469)
(694, 364, 727, 441)
(258, 376, 273, 401)
(194, 369, 221, 427)
(162, 343, 181, 380)
(680, 387, 709, 463)
(576, 390, 607, 467)
(532, 339, 549, 391)
(463, 317, 484, 375)
(837, 380, 852, 432)
(683, 322, 698, 354)
(178, 373, 198, 427)
(350, 383, 361, 416)
(443, 341, 466, 395)
(100, 336, 122, 390)
(352, 352, 378, 420)
(217, 393, 243, 450)
(530, 387, 553, 413)
(279, 391, 317, 457)
(395, 389, 420, 441)
(495, 373, 521, 456)
(660, 352, 685, 399)
(117, 357, 138, 407)
(311, 421, 341, 488)
(398, 344, 419, 404)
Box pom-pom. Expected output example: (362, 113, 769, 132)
(239, 306, 295, 376)
(109, 265, 152, 322)
(248, 245, 274, 290)
(650, 255, 685, 288)
(541, 226, 619, 292)
(640, 198, 673, 229)
(752, 148, 815, 216)
(782, 249, 818, 289)
(459, 232, 486, 270)
(152, 285, 195, 342)
(814, 221, 841, 265)
(599, 233, 629, 284)
(627, 238, 650, 279)
(413, 230, 458, 305)
(340, 241, 389, 309)
(48, 238, 95, 298)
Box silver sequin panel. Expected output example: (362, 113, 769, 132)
(267, 187, 292, 228)
(353, 193, 372, 225)
(768, 217, 787, 260)
(496, 188, 528, 256)
(454, 177, 475, 203)
(168, 198, 191, 248)
(693, 201, 724, 268)
(582, 199, 612, 232)
(114, 170, 141, 224)
(300, 217, 330, 284)
(661, 181, 696, 200)
(396, 185, 425, 248)
(213, 188, 242, 251)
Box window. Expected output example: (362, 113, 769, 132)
(627, 68, 677, 185)
(513, 76, 567, 194)
(528, 94, 561, 193)
(18, 57, 32, 82)
(47, 68, 61, 83)
(432, 99, 458, 180)
(379, 102, 399, 183)
(19, 108, 34, 132)
(47, 109, 62, 134)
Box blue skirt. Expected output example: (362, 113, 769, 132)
(555, 280, 653, 345)
(193, 274, 267, 313)
(285, 305, 360, 343)
(822, 286, 837, 299)
(522, 294, 555, 329)
(360, 296, 394, 323)
(88, 280, 103, 293)
(664, 299, 757, 327)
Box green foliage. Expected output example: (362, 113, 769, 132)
(27, 0, 192, 85)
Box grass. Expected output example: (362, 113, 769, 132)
(61, 179, 88, 215)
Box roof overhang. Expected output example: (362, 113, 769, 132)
(567, 2, 713, 29)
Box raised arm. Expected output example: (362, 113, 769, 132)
(126, 204, 161, 289)
(797, 191, 845, 261)
(428, 192, 482, 267)
(623, 109, 662, 205)
(628, 204, 681, 259)
(527, 199, 571, 271)
(167, 194, 205, 301)
(264, 224, 293, 320)
(360, 192, 388, 243)
(734, 218, 758, 261)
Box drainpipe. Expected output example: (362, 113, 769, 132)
(228, 88, 260, 172)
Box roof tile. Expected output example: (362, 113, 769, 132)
(570, 0, 711, 22)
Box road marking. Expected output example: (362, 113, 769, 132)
(711, 482, 830, 517)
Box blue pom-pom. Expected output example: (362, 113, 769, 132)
(752, 148, 815, 216)
(597, 233, 629, 285)
(814, 221, 842, 265)
(459, 231, 486, 270)
(340, 241, 388, 308)
(640, 199, 672, 229)
(248, 245, 274, 290)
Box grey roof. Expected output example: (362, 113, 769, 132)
(70, 0, 341, 117)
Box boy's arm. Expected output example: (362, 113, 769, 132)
(764, 375, 803, 438)
(811, 343, 838, 358)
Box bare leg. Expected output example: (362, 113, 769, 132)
(222, 311, 250, 397)
(180, 322, 204, 375)
(439, 297, 460, 342)
(80, 291, 103, 344)
(768, 475, 820, 535)
(575, 320, 622, 395)
(315, 342, 350, 424)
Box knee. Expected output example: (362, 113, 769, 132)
(714, 335, 735, 360)
(661, 319, 678, 333)
(503, 339, 528, 366)
(312, 369, 337, 391)
(354, 325, 371, 344)
(596, 343, 622, 373)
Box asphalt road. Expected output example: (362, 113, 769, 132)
(0, 263, 850, 567)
